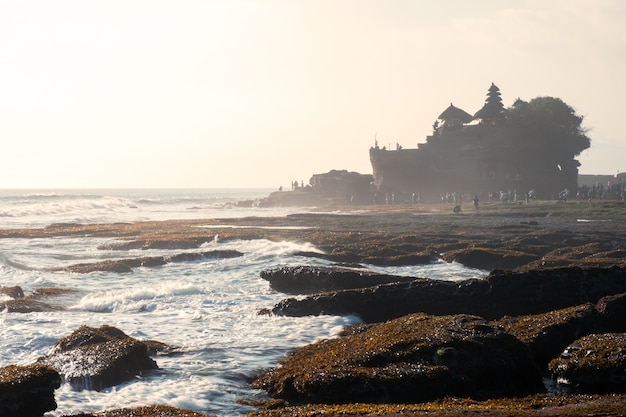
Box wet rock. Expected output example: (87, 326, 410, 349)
(548, 333, 626, 393)
(266, 266, 626, 323)
(484, 266, 626, 317)
(51, 250, 242, 274)
(596, 292, 626, 333)
(322, 242, 438, 266)
(38, 325, 159, 391)
(251, 313, 544, 404)
(519, 242, 626, 270)
(0, 298, 64, 313)
(495, 303, 599, 369)
(53, 257, 166, 273)
(0, 364, 61, 417)
(0, 287, 75, 313)
(166, 249, 243, 263)
(260, 266, 418, 294)
(441, 247, 536, 270)
(266, 278, 488, 322)
(0, 285, 24, 299)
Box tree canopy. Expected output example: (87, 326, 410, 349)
(507, 97, 591, 180)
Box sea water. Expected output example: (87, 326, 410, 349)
(0, 189, 487, 416)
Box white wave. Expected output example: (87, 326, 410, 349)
(0, 251, 39, 271)
(72, 282, 203, 313)
(205, 238, 324, 258)
(365, 259, 488, 281)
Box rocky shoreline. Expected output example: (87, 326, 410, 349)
(1, 199, 626, 416)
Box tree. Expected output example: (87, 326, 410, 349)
(506, 96, 591, 189)
(507, 96, 590, 157)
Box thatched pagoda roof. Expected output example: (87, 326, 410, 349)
(438, 103, 473, 123)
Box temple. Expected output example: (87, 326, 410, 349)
(369, 83, 586, 200)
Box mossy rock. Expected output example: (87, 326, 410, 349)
(495, 303, 599, 369)
(0, 364, 61, 417)
(548, 333, 626, 393)
(38, 325, 161, 391)
(251, 313, 544, 404)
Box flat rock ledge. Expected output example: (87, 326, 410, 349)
(50, 249, 243, 274)
(260, 266, 418, 294)
(0, 363, 61, 417)
(0, 286, 76, 313)
(264, 265, 626, 322)
(37, 325, 162, 391)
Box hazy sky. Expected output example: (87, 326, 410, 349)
(1, 0, 624, 188)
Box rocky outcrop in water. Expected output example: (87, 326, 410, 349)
(251, 313, 544, 404)
(38, 325, 161, 391)
(548, 333, 626, 392)
(0, 364, 61, 417)
(260, 266, 418, 294)
(265, 266, 626, 323)
(49, 249, 243, 274)
(0, 286, 76, 313)
(495, 303, 600, 370)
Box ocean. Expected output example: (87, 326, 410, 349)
(0, 189, 487, 416)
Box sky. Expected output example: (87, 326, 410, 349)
(1, 0, 624, 189)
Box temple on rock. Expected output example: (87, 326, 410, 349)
(369, 83, 590, 200)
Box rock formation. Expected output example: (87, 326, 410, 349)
(0, 364, 61, 417)
(260, 266, 418, 294)
(266, 266, 626, 323)
(549, 333, 626, 392)
(38, 325, 160, 391)
(251, 313, 544, 404)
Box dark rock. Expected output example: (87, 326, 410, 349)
(267, 278, 489, 322)
(251, 313, 544, 404)
(0, 298, 64, 313)
(548, 333, 626, 393)
(0, 285, 24, 299)
(166, 249, 243, 263)
(0, 364, 61, 417)
(441, 247, 536, 270)
(38, 325, 159, 391)
(0, 287, 76, 313)
(1, 287, 77, 313)
(266, 266, 626, 323)
(260, 266, 418, 294)
(51, 250, 242, 274)
(55, 259, 138, 273)
(495, 303, 599, 370)
(596, 292, 626, 333)
(483, 266, 626, 317)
